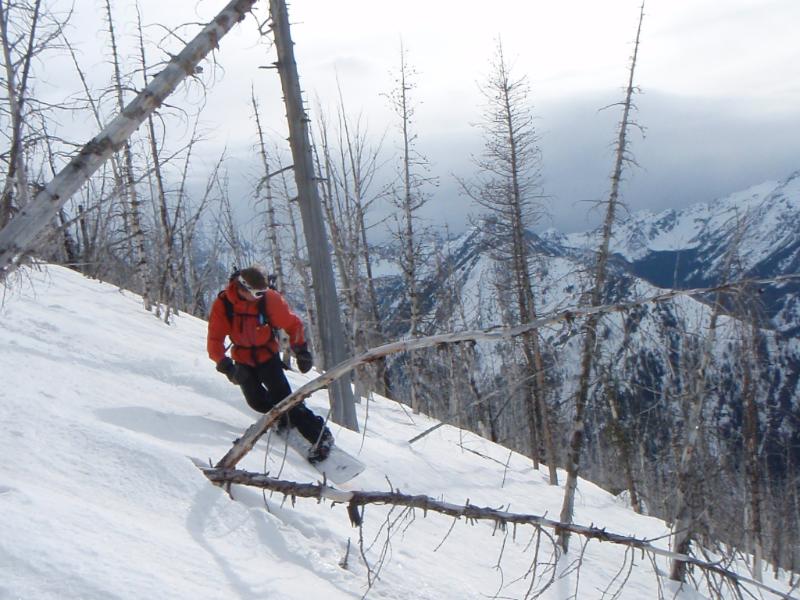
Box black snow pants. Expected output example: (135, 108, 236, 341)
(236, 354, 325, 444)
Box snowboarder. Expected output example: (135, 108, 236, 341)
(207, 265, 334, 463)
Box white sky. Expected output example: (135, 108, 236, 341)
(53, 0, 800, 234)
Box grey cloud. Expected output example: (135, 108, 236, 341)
(411, 91, 800, 236)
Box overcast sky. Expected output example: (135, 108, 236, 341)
(58, 0, 800, 235)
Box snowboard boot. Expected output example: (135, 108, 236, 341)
(307, 428, 334, 464)
(275, 414, 290, 436)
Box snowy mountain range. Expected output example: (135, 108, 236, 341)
(6, 265, 796, 598)
(381, 172, 800, 332)
(548, 171, 800, 333)
(375, 173, 800, 557)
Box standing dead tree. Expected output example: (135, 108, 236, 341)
(251, 89, 296, 361)
(0, 0, 259, 280)
(251, 88, 286, 290)
(135, 5, 183, 322)
(268, 0, 358, 430)
(62, 36, 126, 277)
(313, 93, 388, 401)
(0, 0, 68, 230)
(104, 0, 152, 310)
(558, 2, 645, 552)
(387, 42, 434, 414)
(669, 218, 749, 582)
(734, 288, 767, 582)
(0, 0, 36, 229)
(461, 39, 558, 484)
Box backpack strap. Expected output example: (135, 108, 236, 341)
(217, 290, 268, 326)
(218, 290, 234, 323)
(256, 294, 268, 326)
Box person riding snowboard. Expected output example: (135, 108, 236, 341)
(207, 265, 334, 463)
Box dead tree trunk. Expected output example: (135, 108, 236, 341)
(669, 215, 750, 581)
(463, 39, 558, 483)
(285, 184, 319, 350)
(64, 36, 129, 271)
(269, 0, 358, 430)
(136, 7, 178, 321)
(741, 317, 764, 581)
(105, 0, 152, 310)
(251, 89, 286, 289)
(0, 0, 43, 229)
(669, 296, 721, 581)
(603, 369, 642, 514)
(0, 0, 258, 279)
(313, 109, 357, 356)
(251, 90, 293, 362)
(387, 42, 430, 414)
(559, 2, 645, 552)
(311, 93, 387, 402)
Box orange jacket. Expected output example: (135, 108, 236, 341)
(207, 281, 306, 367)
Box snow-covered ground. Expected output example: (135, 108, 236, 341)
(0, 265, 794, 599)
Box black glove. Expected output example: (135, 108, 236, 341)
(216, 356, 245, 385)
(292, 344, 313, 374)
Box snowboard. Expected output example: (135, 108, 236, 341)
(270, 427, 365, 485)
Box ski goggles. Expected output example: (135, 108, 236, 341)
(237, 275, 268, 298)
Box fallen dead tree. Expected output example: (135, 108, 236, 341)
(214, 274, 800, 471)
(199, 466, 796, 599)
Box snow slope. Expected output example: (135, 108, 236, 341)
(0, 265, 793, 599)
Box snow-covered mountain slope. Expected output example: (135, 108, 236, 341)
(2, 264, 793, 599)
(542, 172, 800, 332)
(380, 174, 800, 430)
(558, 172, 800, 268)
